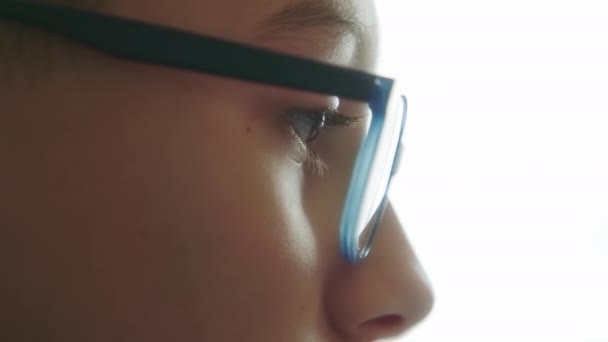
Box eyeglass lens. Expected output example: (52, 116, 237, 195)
(355, 96, 405, 253)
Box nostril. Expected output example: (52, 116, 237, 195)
(373, 314, 403, 327)
(360, 314, 406, 332)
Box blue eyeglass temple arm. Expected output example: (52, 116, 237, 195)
(0, 0, 394, 102)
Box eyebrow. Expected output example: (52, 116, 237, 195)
(256, 0, 366, 45)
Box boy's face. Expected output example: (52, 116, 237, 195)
(1, 0, 433, 341)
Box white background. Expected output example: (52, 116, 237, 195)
(376, 1, 608, 341)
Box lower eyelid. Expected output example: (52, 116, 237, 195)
(286, 127, 311, 164)
(283, 123, 329, 176)
(304, 150, 328, 177)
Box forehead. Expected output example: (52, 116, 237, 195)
(111, 0, 378, 69)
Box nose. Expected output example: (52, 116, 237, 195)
(325, 203, 434, 341)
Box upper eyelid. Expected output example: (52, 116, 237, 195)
(284, 103, 338, 114)
(284, 104, 363, 119)
(282, 108, 362, 131)
(323, 109, 365, 126)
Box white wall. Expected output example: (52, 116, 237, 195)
(377, 1, 608, 341)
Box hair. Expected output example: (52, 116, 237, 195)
(0, 0, 110, 81)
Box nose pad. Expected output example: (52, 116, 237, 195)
(391, 142, 404, 176)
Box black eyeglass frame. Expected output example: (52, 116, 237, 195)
(0, 1, 394, 101)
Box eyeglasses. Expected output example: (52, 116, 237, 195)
(0, 1, 407, 264)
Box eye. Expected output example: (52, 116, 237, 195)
(288, 111, 327, 143)
(283, 109, 364, 174)
(286, 109, 362, 145)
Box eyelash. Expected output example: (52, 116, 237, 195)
(285, 109, 362, 175)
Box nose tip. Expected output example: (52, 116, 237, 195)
(352, 281, 434, 340)
(325, 203, 434, 341)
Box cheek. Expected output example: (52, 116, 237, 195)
(14, 95, 324, 338)
(147, 102, 325, 335)
(181, 119, 320, 273)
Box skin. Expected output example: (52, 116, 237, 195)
(0, 0, 433, 341)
